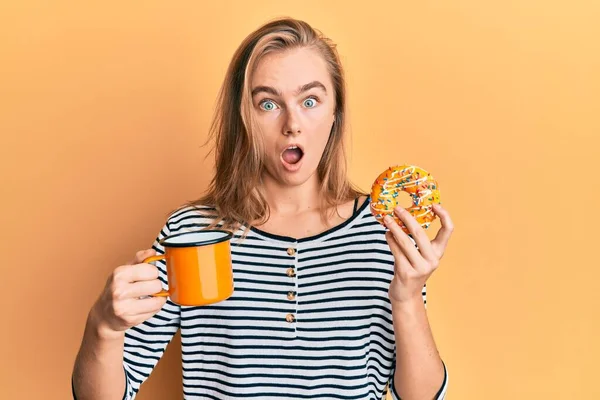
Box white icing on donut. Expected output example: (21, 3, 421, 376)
(370, 166, 436, 227)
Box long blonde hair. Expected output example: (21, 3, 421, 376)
(177, 17, 366, 235)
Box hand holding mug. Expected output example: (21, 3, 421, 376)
(91, 249, 167, 339)
(90, 230, 234, 339)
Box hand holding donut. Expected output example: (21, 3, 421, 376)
(370, 165, 454, 305)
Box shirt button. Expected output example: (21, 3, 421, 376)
(287, 248, 296, 256)
(287, 291, 296, 301)
(286, 268, 295, 277)
(286, 313, 296, 323)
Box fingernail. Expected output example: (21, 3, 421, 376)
(383, 215, 393, 224)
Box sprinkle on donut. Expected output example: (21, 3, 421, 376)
(370, 165, 441, 234)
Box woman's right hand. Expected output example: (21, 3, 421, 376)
(90, 249, 168, 340)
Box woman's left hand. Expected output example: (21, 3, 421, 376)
(384, 203, 454, 306)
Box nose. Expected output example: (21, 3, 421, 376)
(283, 109, 301, 136)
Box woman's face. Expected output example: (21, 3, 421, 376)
(250, 47, 336, 188)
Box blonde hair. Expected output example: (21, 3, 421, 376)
(177, 17, 366, 236)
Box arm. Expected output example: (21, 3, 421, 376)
(383, 203, 454, 399)
(73, 299, 181, 400)
(388, 286, 447, 400)
(72, 309, 128, 400)
(72, 225, 181, 400)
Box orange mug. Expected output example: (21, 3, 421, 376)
(143, 230, 234, 306)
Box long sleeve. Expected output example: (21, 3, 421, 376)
(122, 222, 181, 399)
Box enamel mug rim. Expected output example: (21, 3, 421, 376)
(159, 229, 233, 248)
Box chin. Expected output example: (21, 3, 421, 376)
(272, 166, 317, 187)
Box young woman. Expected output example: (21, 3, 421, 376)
(73, 17, 453, 400)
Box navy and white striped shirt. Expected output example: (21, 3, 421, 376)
(122, 197, 448, 399)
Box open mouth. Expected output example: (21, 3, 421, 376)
(281, 145, 304, 165)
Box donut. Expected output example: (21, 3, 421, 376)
(370, 165, 441, 234)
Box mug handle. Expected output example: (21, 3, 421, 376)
(143, 255, 169, 297)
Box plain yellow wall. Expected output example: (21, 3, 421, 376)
(1, 1, 598, 399)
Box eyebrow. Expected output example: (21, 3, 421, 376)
(251, 81, 328, 98)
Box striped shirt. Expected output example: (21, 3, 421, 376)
(120, 197, 448, 399)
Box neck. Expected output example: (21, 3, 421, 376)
(260, 173, 321, 216)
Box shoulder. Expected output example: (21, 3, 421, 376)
(165, 204, 220, 234)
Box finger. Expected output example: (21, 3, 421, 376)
(383, 215, 424, 268)
(131, 263, 161, 282)
(128, 296, 168, 315)
(115, 263, 160, 284)
(128, 279, 163, 298)
(128, 249, 156, 265)
(431, 204, 454, 256)
(385, 232, 413, 274)
(385, 231, 410, 266)
(393, 206, 436, 261)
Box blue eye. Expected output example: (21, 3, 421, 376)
(303, 97, 317, 108)
(260, 100, 278, 111)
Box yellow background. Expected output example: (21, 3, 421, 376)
(1, 1, 598, 399)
